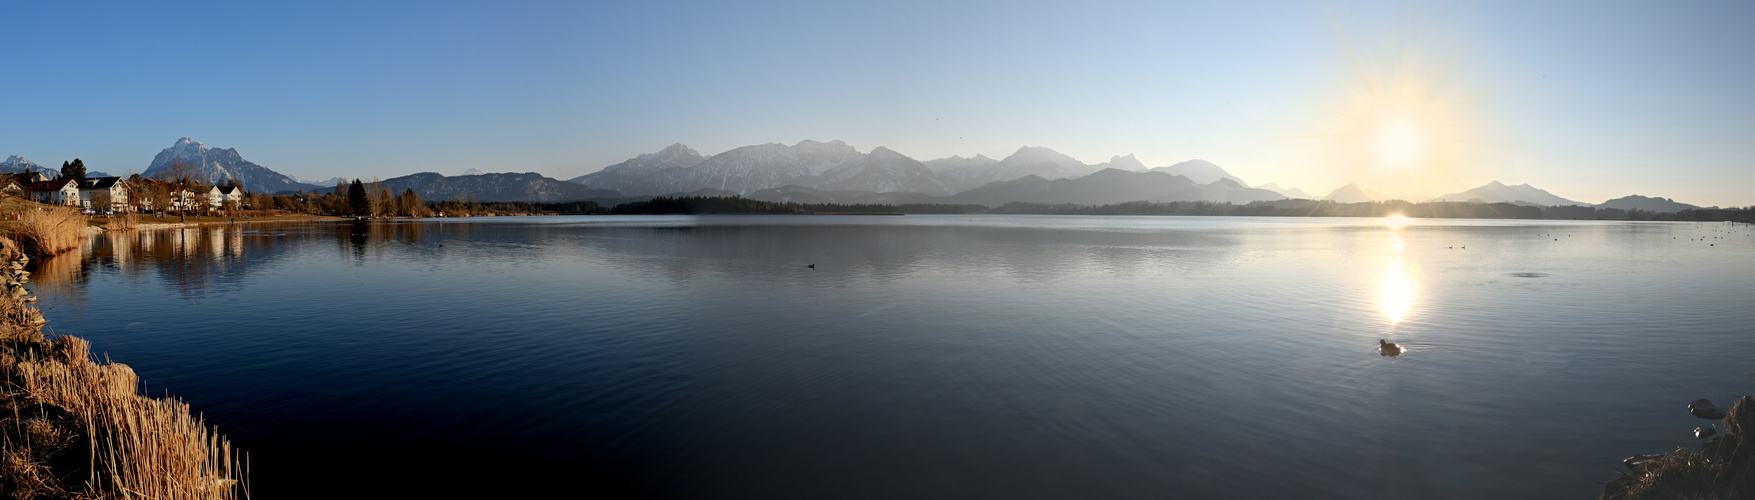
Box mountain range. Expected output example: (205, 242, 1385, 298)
(319, 172, 625, 203)
(570, 141, 1262, 199)
(0, 138, 1715, 212)
(1430, 181, 1590, 207)
(943, 169, 1285, 207)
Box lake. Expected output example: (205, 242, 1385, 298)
(31, 215, 1755, 498)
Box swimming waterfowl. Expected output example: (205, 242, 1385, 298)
(807, 264, 815, 269)
(1379, 339, 1402, 356)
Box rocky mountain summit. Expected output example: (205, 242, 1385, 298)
(0, 156, 58, 178)
(141, 138, 320, 193)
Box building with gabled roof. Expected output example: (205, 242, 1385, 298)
(26, 178, 81, 206)
(77, 176, 130, 212)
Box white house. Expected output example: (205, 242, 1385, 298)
(26, 178, 81, 206)
(172, 185, 223, 211)
(76, 177, 130, 212)
(216, 185, 247, 209)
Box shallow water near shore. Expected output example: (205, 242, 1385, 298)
(30, 215, 1755, 498)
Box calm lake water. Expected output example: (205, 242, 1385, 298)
(31, 215, 1755, 498)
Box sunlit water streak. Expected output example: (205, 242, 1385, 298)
(29, 216, 1755, 499)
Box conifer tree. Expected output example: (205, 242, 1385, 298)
(347, 179, 370, 216)
(61, 159, 87, 181)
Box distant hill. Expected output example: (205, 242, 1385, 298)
(1149, 159, 1244, 185)
(297, 176, 347, 188)
(944, 168, 1282, 208)
(1431, 181, 1589, 207)
(567, 142, 707, 194)
(1254, 182, 1313, 199)
(815, 147, 950, 195)
(0, 156, 59, 178)
(327, 171, 627, 202)
(1090, 154, 1149, 172)
(743, 185, 937, 205)
(562, 140, 1309, 204)
(936, 146, 1095, 193)
(1598, 194, 1700, 213)
(1324, 183, 1374, 203)
(141, 137, 322, 193)
(572, 140, 864, 196)
(922, 154, 998, 173)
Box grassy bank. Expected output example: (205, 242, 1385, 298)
(0, 237, 247, 498)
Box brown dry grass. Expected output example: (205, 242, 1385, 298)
(9, 337, 246, 499)
(1603, 395, 1755, 499)
(9, 208, 87, 257)
(0, 235, 247, 499)
(102, 213, 140, 232)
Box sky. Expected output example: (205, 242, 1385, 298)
(2, 1, 1751, 206)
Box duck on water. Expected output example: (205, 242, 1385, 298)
(1379, 340, 1403, 356)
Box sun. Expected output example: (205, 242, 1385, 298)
(1263, 12, 1500, 201)
(1374, 119, 1427, 168)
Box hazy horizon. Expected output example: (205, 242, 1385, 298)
(3, 1, 1751, 207)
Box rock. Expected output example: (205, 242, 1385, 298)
(1701, 435, 1729, 460)
(1696, 426, 1717, 439)
(1689, 398, 1729, 420)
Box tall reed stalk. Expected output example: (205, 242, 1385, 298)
(0, 235, 247, 498)
(103, 213, 140, 232)
(10, 207, 87, 256)
(14, 337, 246, 499)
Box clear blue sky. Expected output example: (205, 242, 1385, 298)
(3, 1, 1750, 206)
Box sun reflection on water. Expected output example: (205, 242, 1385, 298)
(1381, 257, 1418, 324)
(1379, 215, 1419, 325)
(1382, 215, 1410, 229)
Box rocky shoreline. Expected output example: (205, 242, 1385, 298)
(1603, 395, 1755, 499)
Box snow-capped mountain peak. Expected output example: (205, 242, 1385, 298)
(0, 155, 58, 178)
(141, 137, 316, 193)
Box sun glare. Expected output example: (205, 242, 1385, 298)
(1274, 15, 1497, 201)
(1381, 257, 1418, 324)
(1374, 120, 1427, 168)
(1381, 214, 1410, 229)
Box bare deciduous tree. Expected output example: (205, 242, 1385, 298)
(157, 158, 201, 221)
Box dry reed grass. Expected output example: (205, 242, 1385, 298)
(11, 337, 246, 499)
(10, 207, 88, 257)
(103, 213, 140, 232)
(0, 235, 246, 498)
(1603, 395, 1755, 499)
